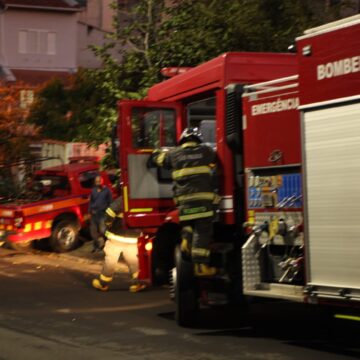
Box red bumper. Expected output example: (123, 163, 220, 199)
(0, 228, 51, 243)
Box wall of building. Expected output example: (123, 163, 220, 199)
(31, 141, 107, 169)
(77, 21, 121, 68)
(77, 0, 121, 68)
(3, 9, 78, 71)
(78, 0, 113, 32)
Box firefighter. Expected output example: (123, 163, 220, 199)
(92, 196, 146, 292)
(148, 127, 220, 276)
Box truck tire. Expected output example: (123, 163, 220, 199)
(152, 224, 180, 286)
(50, 220, 79, 253)
(174, 246, 198, 327)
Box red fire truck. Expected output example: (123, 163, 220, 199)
(116, 52, 297, 324)
(115, 15, 360, 326)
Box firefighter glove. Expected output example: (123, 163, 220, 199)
(146, 150, 159, 169)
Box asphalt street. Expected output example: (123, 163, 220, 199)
(0, 245, 359, 360)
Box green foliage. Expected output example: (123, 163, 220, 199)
(28, 69, 119, 145)
(154, 0, 343, 66)
(106, 0, 349, 94)
(28, 79, 72, 141)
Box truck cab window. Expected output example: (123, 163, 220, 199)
(131, 108, 176, 149)
(186, 97, 216, 147)
(34, 175, 70, 197)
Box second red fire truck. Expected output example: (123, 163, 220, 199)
(115, 15, 360, 325)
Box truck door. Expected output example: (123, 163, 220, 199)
(118, 100, 183, 228)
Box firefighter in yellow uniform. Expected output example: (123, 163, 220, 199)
(92, 197, 146, 292)
(148, 128, 220, 276)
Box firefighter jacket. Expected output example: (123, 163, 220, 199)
(149, 141, 219, 222)
(104, 197, 126, 242)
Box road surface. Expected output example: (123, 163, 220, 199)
(0, 245, 358, 360)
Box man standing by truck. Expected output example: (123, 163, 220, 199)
(89, 175, 112, 252)
(148, 128, 220, 276)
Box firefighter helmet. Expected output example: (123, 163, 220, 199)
(178, 127, 203, 145)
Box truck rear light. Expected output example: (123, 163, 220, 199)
(145, 242, 153, 251)
(13, 211, 24, 229)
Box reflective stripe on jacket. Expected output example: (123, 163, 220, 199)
(104, 197, 124, 236)
(152, 142, 218, 220)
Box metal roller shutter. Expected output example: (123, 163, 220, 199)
(303, 102, 360, 290)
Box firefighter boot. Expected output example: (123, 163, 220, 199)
(180, 226, 192, 256)
(194, 263, 217, 277)
(129, 283, 147, 293)
(92, 274, 112, 291)
(180, 238, 191, 255)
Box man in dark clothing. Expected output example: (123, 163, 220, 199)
(89, 175, 112, 251)
(148, 128, 220, 276)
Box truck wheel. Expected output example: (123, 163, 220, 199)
(152, 224, 181, 286)
(50, 220, 79, 252)
(174, 246, 198, 327)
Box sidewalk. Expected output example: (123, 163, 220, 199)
(0, 240, 129, 275)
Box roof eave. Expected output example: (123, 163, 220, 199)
(5, 4, 83, 12)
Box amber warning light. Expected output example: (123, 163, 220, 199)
(161, 67, 192, 78)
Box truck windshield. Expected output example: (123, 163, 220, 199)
(131, 108, 177, 149)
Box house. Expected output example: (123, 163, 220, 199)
(0, 0, 83, 85)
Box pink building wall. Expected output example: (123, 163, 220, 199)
(1, 9, 78, 71)
(77, 0, 121, 68)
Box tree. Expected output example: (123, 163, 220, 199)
(27, 78, 72, 141)
(102, 0, 350, 94)
(27, 0, 354, 146)
(155, 0, 351, 66)
(28, 69, 120, 146)
(0, 84, 39, 196)
(0, 84, 39, 164)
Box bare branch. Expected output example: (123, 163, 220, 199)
(126, 39, 146, 54)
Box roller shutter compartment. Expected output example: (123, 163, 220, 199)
(303, 102, 360, 296)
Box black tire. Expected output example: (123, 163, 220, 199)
(174, 246, 199, 327)
(8, 240, 34, 252)
(50, 220, 79, 252)
(152, 224, 181, 286)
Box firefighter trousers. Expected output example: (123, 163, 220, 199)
(101, 238, 136, 279)
(181, 216, 214, 264)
